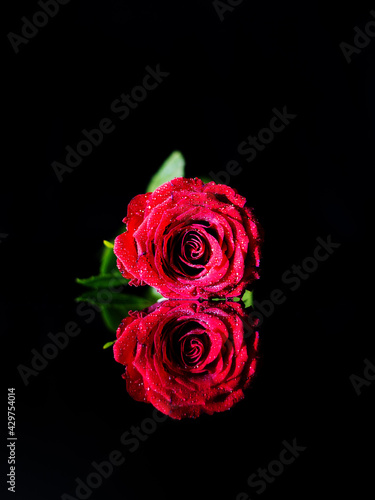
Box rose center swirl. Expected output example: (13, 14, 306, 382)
(179, 332, 209, 367)
(170, 323, 210, 369)
(180, 335, 204, 365)
(174, 228, 211, 276)
(182, 231, 206, 261)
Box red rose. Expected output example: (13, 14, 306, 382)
(114, 177, 263, 298)
(113, 300, 259, 419)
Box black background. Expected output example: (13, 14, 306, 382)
(2, 1, 374, 499)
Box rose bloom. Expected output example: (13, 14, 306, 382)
(114, 178, 263, 298)
(113, 300, 259, 419)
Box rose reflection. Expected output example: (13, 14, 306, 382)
(113, 300, 259, 419)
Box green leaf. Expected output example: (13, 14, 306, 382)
(76, 273, 128, 289)
(103, 341, 115, 350)
(199, 176, 212, 184)
(100, 228, 126, 274)
(146, 151, 185, 193)
(146, 286, 163, 301)
(76, 291, 155, 332)
(101, 305, 126, 332)
(100, 241, 117, 274)
(75, 291, 153, 308)
(242, 290, 253, 308)
(100, 295, 154, 332)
